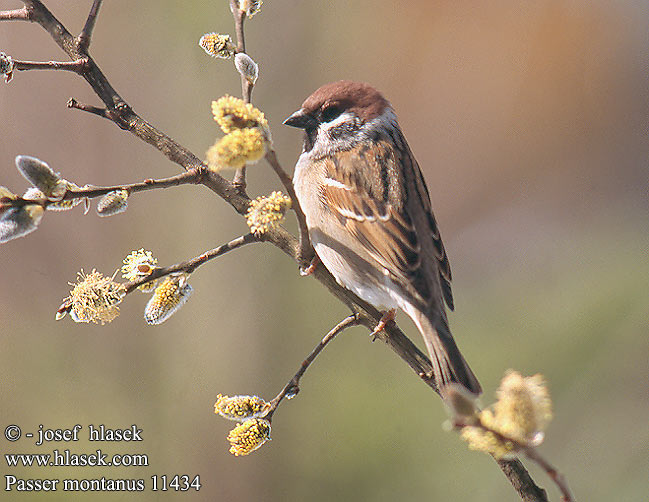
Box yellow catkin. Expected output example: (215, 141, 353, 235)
(206, 128, 266, 171)
(66, 270, 125, 325)
(121, 248, 158, 292)
(460, 371, 553, 459)
(227, 419, 271, 456)
(214, 394, 269, 421)
(144, 274, 193, 325)
(198, 33, 235, 59)
(245, 191, 291, 235)
(211, 96, 268, 134)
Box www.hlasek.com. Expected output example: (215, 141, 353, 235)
(3, 424, 200, 493)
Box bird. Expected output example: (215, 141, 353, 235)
(283, 80, 481, 395)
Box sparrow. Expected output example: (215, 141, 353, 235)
(284, 81, 481, 395)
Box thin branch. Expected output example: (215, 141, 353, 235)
(76, 0, 103, 53)
(56, 234, 260, 318)
(523, 449, 572, 502)
(13, 58, 88, 73)
(229, 0, 251, 193)
(65, 169, 204, 200)
(498, 459, 550, 502)
(6, 169, 204, 210)
(265, 148, 313, 266)
(0, 7, 31, 20)
(67, 97, 112, 120)
(123, 233, 259, 294)
(229, 0, 246, 53)
(263, 314, 361, 421)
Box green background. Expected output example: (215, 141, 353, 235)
(1, 1, 646, 500)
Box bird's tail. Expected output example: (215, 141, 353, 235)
(411, 310, 482, 395)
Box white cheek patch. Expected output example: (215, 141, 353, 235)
(320, 112, 357, 134)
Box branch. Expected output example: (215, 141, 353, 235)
(264, 149, 313, 266)
(6, 169, 205, 209)
(67, 97, 112, 120)
(13, 58, 88, 73)
(263, 314, 360, 420)
(229, 0, 251, 193)
(56, 234, 260, 318)
(122, 233, 259, 294)
(0, 7, 31, 20)
(76, 0, 102, 53)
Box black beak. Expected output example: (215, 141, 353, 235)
(283, 109, 316, 129)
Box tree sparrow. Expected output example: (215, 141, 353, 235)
(284, 81, 481, 395)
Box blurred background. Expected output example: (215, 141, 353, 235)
(0, 1, 646, 500)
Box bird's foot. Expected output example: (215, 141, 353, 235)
(300, 255, 320, 276)
(369, 309, 396, 341)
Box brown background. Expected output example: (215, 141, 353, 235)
(0, 1, 647, 500)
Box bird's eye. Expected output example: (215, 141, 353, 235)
(321, 105, 342, 123)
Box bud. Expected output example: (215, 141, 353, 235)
(96, 189, 129, 217)
(214, 394, 269, 421)
(0, 186, 17, 218)
(199, 33, 235, 59)
(0, 205, 44, 243)
(144, 273, 193, 325)
(227, 418, 271, 456)
(246, 191, 291, 236)
(443, 383, 480, 423)
(234, 53, 258, 85)
(15, 155, 67, 201)
(233, 0, 263, 18)
(0, 52, 14, 83)
(211, 95, 268, 134)
(23, 183, 83, 212)
(206, 128, 266, 171)
(0, 186, 16, 201)
(64, 269, 125, 325)
(122, 248, 158, 292)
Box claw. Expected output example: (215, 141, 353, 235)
(300, 255, 320, 276)
(369, 309, 396, 341)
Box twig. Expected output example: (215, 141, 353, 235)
(0, 7, 31, 20)
(13, 58, 88, 73)
(67, 97, 112, 120)
(264, 149, 313, 267)
(6, 169, 205, 209)
(56, 234, 260, 318)
(523, 449, 572, 502)
(123, 233, 259, 294)
(229, 0, 251, 194)
(263, 314, 361, 420)
(76, 0, 103, 53)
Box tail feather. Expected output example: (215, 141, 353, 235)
(411, 310, 482, 395)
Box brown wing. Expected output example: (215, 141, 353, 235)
(318, 137, 453, 310)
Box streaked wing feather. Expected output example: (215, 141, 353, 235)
(318, 142, 435, 304)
